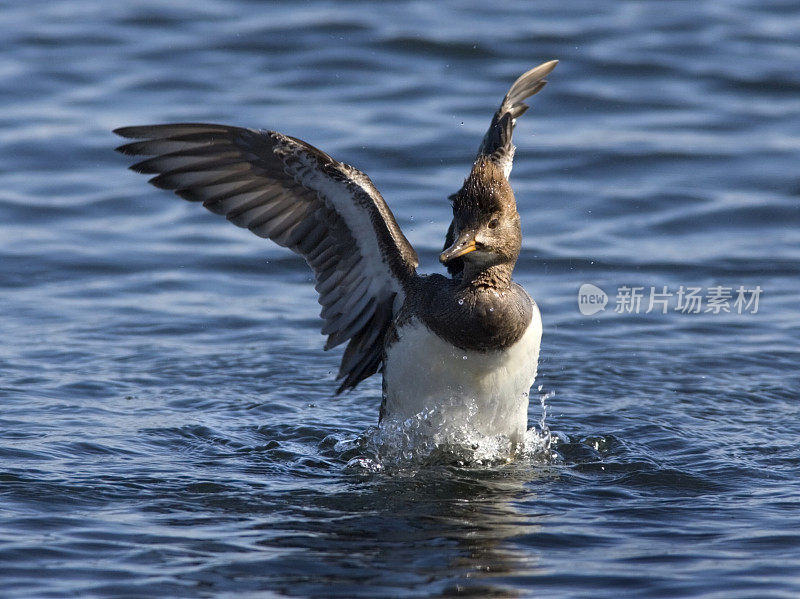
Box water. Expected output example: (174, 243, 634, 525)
(2, 1, 799, 597)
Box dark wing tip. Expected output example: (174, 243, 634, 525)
(113, 123, 239, 154)
(113, 128, 146, 155)
(114, 141, 145, 156)
(113, 126, 142, 139)
(334, 380, 351, 395)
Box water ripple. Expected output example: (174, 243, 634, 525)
(1, 0, 799, 597)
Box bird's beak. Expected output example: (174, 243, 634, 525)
(440, 230, 478, 264)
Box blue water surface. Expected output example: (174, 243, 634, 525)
(1, 1, 799, 597)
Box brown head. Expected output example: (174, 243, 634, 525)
(440, 158, 521, 283)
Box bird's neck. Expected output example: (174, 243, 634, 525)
(460, 262, 514, 290)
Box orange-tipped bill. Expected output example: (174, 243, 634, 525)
(440, 232, 478, 264)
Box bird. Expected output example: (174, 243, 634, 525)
(114, 60, 557, 445)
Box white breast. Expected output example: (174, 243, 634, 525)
(382, 304, 542, 443)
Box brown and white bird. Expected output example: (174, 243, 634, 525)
(115, 60, 557, 443)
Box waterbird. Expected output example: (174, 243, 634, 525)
(115, 60, 557, 444)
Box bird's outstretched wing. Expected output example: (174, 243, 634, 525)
(115, 124, 418, 393)
(444, 60, 558, 275)
(476, 60, 558, 177)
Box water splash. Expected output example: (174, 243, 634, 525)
(337, 392, 556, 473)
(536, 384, 555, 456)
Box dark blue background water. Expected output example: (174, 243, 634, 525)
(2, 1, 799, 597)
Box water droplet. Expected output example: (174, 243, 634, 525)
(462, 355, 467, 360)
(457, 298, 464, 305)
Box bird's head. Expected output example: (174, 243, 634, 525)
(440, 158, 521, 271)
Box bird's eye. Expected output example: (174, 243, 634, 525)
(487, 218, 499, 229)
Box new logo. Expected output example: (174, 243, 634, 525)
(578, 283, 608, 316)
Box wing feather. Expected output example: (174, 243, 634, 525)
(476, 60, 558, 177)
(115, 123, 418, 393)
